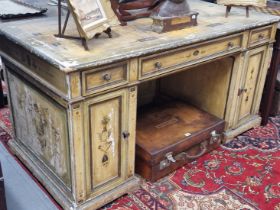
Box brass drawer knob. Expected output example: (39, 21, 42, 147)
(103, 73, 112, 82)
(193, 50, 200, 56)
(258, 33, 265, 40)
(227, 42, 234, 49)
(154, 61, 162, 70)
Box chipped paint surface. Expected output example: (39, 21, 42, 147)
(0, 0, 279, 72)
(108, 109, 115, 158)
(7, 71, 71, 188)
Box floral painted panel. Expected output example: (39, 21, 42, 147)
(7, 71, 71, 189)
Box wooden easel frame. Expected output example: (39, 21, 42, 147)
(225, 4, 251, 18)
(54, 0, 113, 51)
(54, 0, 89, 50)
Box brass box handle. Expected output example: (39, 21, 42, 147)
(165, 152, 176, 163)
(184, 141, 208, 159)
(210, 130, 222, 145)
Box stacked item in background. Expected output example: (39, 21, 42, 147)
(252, 1, 280, 118)
(271, 71, 280, 115)
(0, 162, 7, 210)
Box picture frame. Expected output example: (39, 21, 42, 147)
(67, 0, 120, 40)
(217, 0, 267, 7)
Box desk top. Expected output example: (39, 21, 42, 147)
(0, 0, 279, 73)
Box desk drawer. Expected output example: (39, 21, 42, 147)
(249, 26, 273, 47)
(139, 34, 243, 80)
(82, 63, 128, 95)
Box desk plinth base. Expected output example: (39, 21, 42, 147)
(8, 139, 140, 210)
(224, 115, 262, 142)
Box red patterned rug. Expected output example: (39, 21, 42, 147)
(0, 107, 280, 210)
(103, 117, 280, 210)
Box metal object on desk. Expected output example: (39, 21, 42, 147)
(0, 0, 47, 20)
(151, 0, 198, 33)
(110, 0, 163, 25)
(217, 0, 267, 17)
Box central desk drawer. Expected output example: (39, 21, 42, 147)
(139, 34, 244, 80)
(82, 62, 128, 95)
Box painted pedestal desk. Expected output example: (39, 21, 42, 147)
(0, 1, 279, 209)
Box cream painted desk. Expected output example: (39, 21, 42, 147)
(0, 1, 279, 209)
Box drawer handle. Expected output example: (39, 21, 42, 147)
(184, 141, 208, 159)
(238, 88, 247, 96)
(227, 42, 234, 49)
(122, 131, 130, 140)
(102, 73, 112, 82)
(154, 61, 162, 70)
(258, 33, 265, 40)
(193, 50, 200, 56)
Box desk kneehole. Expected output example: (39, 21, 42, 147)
(135, 101, 225, 182)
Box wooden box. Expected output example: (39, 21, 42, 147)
(136, 101, 225, 182)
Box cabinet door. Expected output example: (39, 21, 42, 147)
(83, 88, 136, 198)
(235, 46, 271, 126)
